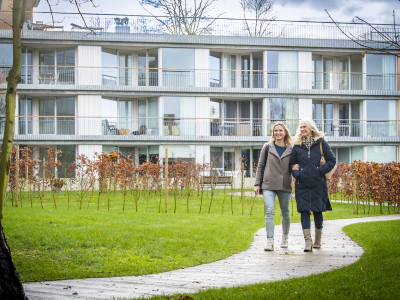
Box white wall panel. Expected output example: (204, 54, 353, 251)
(299, 99, 312, 120)
(262, 98, 269, 136)
(77, 145, 102, 159)
(196, 97, 210, 136)
(298, 52, 312, 89)
(196, 145, 210, 165)
(263, 51, 268, 89)
(77, 95, 102, 135)
(77, 45, 101, 85)
(195, 49, 210, 87)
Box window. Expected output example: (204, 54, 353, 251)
(39, 48, 75, 84)
(38, 145, 76, 178)
(21, 46, 32, 84)
(102, 48, 118, 85)
(138, 97, 159, 135)
(267, 51, 298, 89)
(163, 97, 195, 136)
(138, 49, 158, 86)
(164, 145, 195, 164)
(367, 146, 397, 163)
(366, 100, 397, 137)
(268, 98, 298, 134)
(19, 98, 32, 134)
(39, 97, 75, 135)
(366, 54, 396, 90)
(101, 97, 134, 135)
(312, 54, 322, 89)
(210, 52, 221, 87)
(162, 48, 195, 87)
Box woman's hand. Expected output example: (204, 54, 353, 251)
(292, 164, 300, 171)
(254, 186, 260, 195)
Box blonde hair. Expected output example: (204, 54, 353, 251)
(269, 121, 294, 145)
(293, 118, 325, 145)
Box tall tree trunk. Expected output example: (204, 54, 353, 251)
(0, 0, 28, 299)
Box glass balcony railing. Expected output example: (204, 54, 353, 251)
(8, 66, 399, 92)
(2, 117, 398, 138)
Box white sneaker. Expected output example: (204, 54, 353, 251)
(264, 238, 274, 251)
(280, 235, 289, 248)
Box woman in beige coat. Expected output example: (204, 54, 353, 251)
(254, 122, 294, 251)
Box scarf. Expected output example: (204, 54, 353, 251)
(302, 134, 315, 150)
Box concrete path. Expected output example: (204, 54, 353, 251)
(24, 215, 400, 300)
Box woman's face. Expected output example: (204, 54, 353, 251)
(274, 125, 286, 141)
(300, 122, 312, 138)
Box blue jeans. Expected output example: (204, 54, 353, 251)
(301, 211, 323, 230)
(262, 190, 291, 239)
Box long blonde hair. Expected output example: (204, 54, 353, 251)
(293, 118, 325, 145)
(269, 121, 294, 145)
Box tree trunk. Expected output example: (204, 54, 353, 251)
(0, 222, 27, 300)
(0, 0, 28, 298)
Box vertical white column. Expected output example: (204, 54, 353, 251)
(77, 95, 102, 135)
(158, 48, 163, 87)
(298, 99, 312, 119)
(363, 99, 367, 137)
(298, 52, 312, 89)
(76, 46, 102, 85)
(195, 49, 210, 87)
(196, 97, 210, 136)
(263, 51, 268, 89)
(158, 97, 163, 136)
(132, 52, 138, 86)
(333, 102, 340, 137)
(362, 54, 367, 90)
(236, 55, 241, 88)
(196, 145, 210, 165)
(32, 50, 39, 85)
(262, 98, 269, 136)
(32, 98, 39, 135)
(363, 146, 368, 162)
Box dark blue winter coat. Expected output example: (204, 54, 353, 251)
(289, 138, 336, 213)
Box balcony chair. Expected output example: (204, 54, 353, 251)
(164, 125, 170, 136)
(102, 119, 118, 135)
(172, 125, 180, 136)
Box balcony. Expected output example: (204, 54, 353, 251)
(5, 65, 399, 92)
(2, 117, 399, 139)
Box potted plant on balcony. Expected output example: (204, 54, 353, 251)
(114, 17, 130, 33)
(53, 178, 65, 193)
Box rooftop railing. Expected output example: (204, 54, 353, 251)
(2, 117, 399, 138)
(26, 13, 400, 41)
(2, 65, 399, 92)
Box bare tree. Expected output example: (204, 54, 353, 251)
(326, 9, 400, 56)
(0, 1, 99, 298)
(139, 0, 224, 35)
(240, 0, 284, 37)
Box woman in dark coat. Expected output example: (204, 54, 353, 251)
(289, 118, 336, 252)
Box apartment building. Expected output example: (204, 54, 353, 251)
(0, 15, 399, 178)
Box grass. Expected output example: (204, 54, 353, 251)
(2, 188, 395, 283)
(136, 219, 400, 300)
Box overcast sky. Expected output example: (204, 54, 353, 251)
(33, 0, 400, 24)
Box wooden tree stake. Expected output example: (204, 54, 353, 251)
(15, 145, 19, 207)
(164, 148, 168, 213)
(353, 161, 357, 214)
(241, 161, 244, 200)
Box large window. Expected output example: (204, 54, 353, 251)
(39, 97, 75, 135)
(39, 48, 75, 84)
(21, 46, 32, 84)
(138, 49, 158, 86)
(19, 98, 32, 134)
(101, 97, 135, 135)
(268, 98, 298, 134)
(162, 48, 195, 87)
(163, 97, 195, 136)
(164, 145, 195, 164)
(102, 49, 118, 85)
(138, 97, 159, 135)
(366, 100, 397, 137)
(367, 146, 397, 163)
(366, 54, 396, 90)
(267, 51, 298, 89)
(38, 145, 76, 178)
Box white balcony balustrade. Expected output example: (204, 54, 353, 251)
(0, 117, 398, 139)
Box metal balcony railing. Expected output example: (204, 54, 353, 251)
(26, 13, 400, 41)
(1, 117, 399, 138)
(2, 65, 399, 92)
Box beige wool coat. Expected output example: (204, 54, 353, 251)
(254, 142, 293, 193)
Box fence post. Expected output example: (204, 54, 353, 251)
(164, 148, 168, 213)
(15, 145, 19, 207)
(353, 161, 357, 214)
(241, 161, 244, 200)
(43, 157, 46, 196)
(210, 161, 213, 196)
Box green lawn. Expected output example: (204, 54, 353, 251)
(2, 189, 394, 283)
(136, 220, 400, 300)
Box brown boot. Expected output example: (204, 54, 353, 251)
(313, 228, 322, 248)
(303, 229, 313, 252)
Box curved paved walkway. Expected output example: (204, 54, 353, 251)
(24, 215, 400, 300)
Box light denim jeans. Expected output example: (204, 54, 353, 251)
(262, 190, 291, 239)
